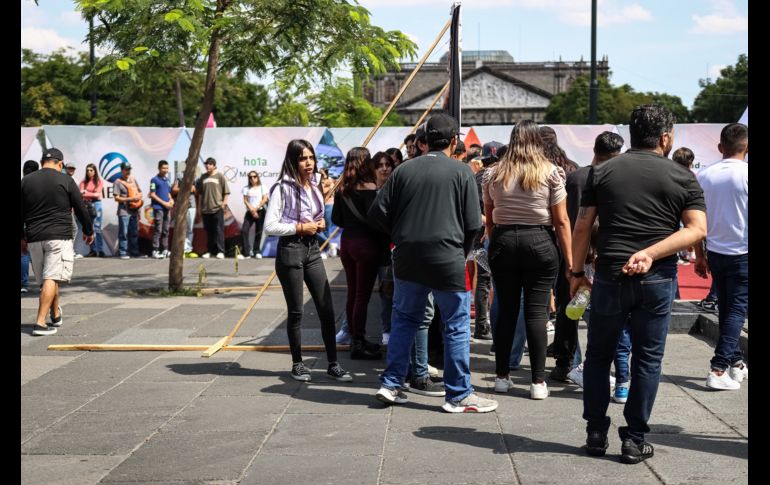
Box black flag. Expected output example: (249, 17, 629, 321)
(447, 3, 462, 126)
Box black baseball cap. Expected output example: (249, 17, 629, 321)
(41, 148, 64, 162)
(121, 161, 132, 170)
(426, 114, 460, 144)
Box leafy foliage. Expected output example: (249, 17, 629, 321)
(691, 54, 748, 123)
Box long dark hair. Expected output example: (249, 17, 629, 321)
(385, 147, 403, 166)
(247, 170, 261, 187)
(279, 139, 317, 183)
(83, 163, 100, 185)
(539, 126, 578, 174)
(340, 147, 375, 194)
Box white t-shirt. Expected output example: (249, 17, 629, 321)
(696, 158, 748, 255)
(242, 184, 267, 208)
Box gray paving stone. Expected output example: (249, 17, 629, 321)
(203, 375, 303, 397)
(100, 432, 265, 482)
(260, 414, 387, 456)
(644, 433, 748, 484)
(161, 396, 286, 434)
(81, 381, 208, 414)
(512, 453, 662, 484)
(21, 454, 126, 485)
(21, 355, 78, 385)
(126, 357, 236, 383)
(242, 455, 381, 485)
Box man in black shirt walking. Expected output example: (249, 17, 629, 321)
(369, 114, 498, 413)
(21, 148, 94, 336)
(570, 105, 707, 463)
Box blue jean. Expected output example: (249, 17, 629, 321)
(708, 251, 748, 370)
(382, 277, 472, 403)
(614, 322, 632, 384)
(378, 266, 393, 334)
(21, 252, 30, 288)
(90, 200, 103, 253)
(185, 206, 195, 252)
(583, 263, 677, 443)
(118, 213, 139, 256)
(408, 293, 434, 380)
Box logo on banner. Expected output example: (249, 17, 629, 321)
(99, 152, 129, 182)
(222, 165, 239, 183)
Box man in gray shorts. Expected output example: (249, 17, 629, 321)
(21, 148, 94, 336)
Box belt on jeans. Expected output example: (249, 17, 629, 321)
(280, 234, 317, 244)
(494, 224, 550, 231)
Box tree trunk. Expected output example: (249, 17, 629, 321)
(175, 76, 185, 127)
(168, 1, 228, 291)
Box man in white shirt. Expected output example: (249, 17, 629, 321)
(694, 123, 748, 390)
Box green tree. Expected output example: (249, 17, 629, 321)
(311, 78, 403, 127)
(75, 0, 417, 291)
(21, 48, 91, 125)
(691, 54, 748, 122)
(545, 75, 690, 124)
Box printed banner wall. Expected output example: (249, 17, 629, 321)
(40, 126, 184, 255)
(329, 127, 414, 159)
(615, 124, 724, 173)
(21, 127, 41, 162)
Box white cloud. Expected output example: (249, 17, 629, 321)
(691, 0, 747, 34)
(20, 0, 45, 27)
(61, 11, 85, 26)
(21, 27, 81, 54)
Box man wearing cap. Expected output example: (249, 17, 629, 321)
(369, 113, 498, 413)
(195, 157, 230, 259)
(113, 161, 143, 259)
(21, 148, 94, 336)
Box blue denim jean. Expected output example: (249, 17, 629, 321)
(185, 207, 195, 253)
(382, 277, 472, 403)
(708, 251, 748, 370)
(21, 252, 30, 288)
(90, 200, 103, 253)
(409, 293, 434, 380)
(614, 321, 632, 384)
(118, 213, 139, 256)
(583, 263, 677, 444)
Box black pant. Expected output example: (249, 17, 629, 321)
(553, 256, 578, 368)
(275, 235, 337, 364)
(489, 225, 559, 381)
(241, 209, 265, 256)
(202, 209, 225, 255)
(475, 260, 491, 327)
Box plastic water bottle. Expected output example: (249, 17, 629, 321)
(566, 286, 591, 320)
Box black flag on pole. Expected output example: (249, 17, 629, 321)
(447, 3, 462, 126)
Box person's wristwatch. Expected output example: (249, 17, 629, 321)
(570, 269, 586, 278)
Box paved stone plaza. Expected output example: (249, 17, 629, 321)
(21, 258, 748, 484)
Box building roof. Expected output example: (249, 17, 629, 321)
(438, 50, 514, 64)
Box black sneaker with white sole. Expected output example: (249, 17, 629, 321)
(406, 376, 446, 397)
(620, 439, 654, 464)
(50, 305, 63, 327)
(32, 325, 57, 336)
(327, 362, 353, 382)
(585, 430, 609, 456)
(290, 362, 311, 382)
(376, 386, 408, 405)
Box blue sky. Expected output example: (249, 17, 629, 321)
(21, 0, 747, 109)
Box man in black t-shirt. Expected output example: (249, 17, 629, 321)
(21, 148, 94, 336)
(570, 105, 707, 464)
(370, 114, 498, 414)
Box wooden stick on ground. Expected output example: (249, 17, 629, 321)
(49, 344, 350, 352)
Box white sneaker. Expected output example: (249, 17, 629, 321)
(494, 376, 514, 393)
(120, 255, 130, 260)
(442, 393, 498, 413)
(335, 327, 351, 345)
(74, 253, 84, 259)
(216, 252, 225, 259)
(162, 250, 171, 258)
(381, 332, 390, 346)
(236, 254, 246, 260)
(320, 252, 328, 259)
(152, 250, 162, 259)
(706, 370, 740, 390)
(530, 381, 549, 400)
(729, 363, 748, 383)
(568, 364, 584, 388)
(32, 325, 57, 336)
(428, 365, 439, 378)
(329, 243, 339, 258)
(255, 253, 263, 259)
(202, 253, 211, 259)
(546, 321, 555, 334)
(376, 386, 408, 405)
